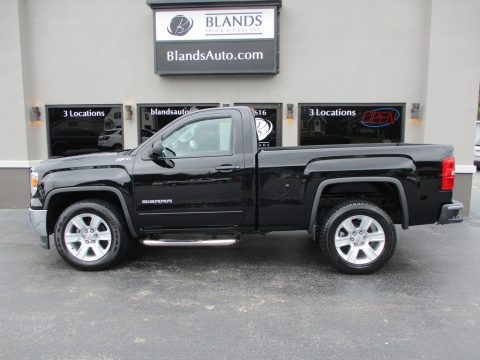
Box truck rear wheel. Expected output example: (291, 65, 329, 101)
(319, 201, 396, 274)
(54, 200, 131, 271)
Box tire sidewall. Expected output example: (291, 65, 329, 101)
(54, 202, 124, 270)
(323, 203, 396, 274)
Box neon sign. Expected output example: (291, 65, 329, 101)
(361, 108, 400, 128)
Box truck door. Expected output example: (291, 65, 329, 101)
(132, 108, 245, 231)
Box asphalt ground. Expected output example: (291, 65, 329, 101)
(1, 174, 479, 360)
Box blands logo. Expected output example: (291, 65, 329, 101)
(255, 118, 273, 141)
(205, 12, 263, 35)
(155, 8, 275, 41)
(167, 15, 194, 36)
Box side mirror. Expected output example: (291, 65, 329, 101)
(151, 140, 164, 157)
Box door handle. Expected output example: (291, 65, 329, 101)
(215, 165, 240, 172)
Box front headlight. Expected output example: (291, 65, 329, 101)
(30, 171, 39, 196)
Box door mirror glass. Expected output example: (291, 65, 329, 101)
(152, 140, 164, 157)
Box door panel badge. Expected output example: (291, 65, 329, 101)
(142, 199, 173, 205)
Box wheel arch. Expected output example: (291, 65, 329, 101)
(45, 186, 138, 238)
(308, 177, 409, 234)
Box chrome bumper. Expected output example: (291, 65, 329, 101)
(28, 208, 50, 249)
(437, 200, 464, 225)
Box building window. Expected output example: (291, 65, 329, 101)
(299, 104, 405, 145)
(46, 105, 123, 157)
(137, 103, 219, 144)
(235, 103, 282, 148)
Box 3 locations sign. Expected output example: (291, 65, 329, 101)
(299, 104, 405, 145)
(152, 7, 279, 74)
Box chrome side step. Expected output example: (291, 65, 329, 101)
(141, 239, 238, 247)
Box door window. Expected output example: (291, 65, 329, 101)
(162, 117, 233, 158)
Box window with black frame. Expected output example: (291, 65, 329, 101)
(299, 104, 404, 146)
(47, 105, 123, 157)
(137, 104, 219, 144)
(234, 103, 282, 148)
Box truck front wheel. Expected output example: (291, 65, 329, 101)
(319, 201, 397, 274)
(54, 200, 131, 271)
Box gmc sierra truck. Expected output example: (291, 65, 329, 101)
(29, 106, 464, 274)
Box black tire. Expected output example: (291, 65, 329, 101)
(319, 201, 397, 274)
(54, 199, 131, 271)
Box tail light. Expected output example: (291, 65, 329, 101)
(441, 156, 455, 191)
(99, 135, 110, 140)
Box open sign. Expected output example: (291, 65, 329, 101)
(361, 108, 400, 128)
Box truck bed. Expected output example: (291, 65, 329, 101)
(257, 143, 454, 230)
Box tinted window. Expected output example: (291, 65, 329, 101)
(235, 103, 281, 148)
(299, 104, 404, 145)
(47, 106, 123, 157)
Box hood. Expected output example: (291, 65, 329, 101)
(32, 151, 134, 178)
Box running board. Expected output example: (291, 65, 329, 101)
(141, 239, 238, 247)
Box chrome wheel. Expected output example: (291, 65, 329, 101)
(64, 213, 112, 262)
(333, 214, 385, 265)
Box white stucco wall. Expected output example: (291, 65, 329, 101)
(0, 0, 29, 162)
(21, 0, 433, 156)
(1, 0, 479, 168)
(423, 0, 480, 165)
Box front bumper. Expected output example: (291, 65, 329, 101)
(437, 200, 464, 225)
(28, 208, 50, 249)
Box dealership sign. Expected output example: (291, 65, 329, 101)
(151, 7, 279, 75)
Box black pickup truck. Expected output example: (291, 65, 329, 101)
(29, 106, 463, 274)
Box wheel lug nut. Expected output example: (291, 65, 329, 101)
(94, 234, 98, 238)
(354, 243, 358, 246)
(90, 229, 94, 233)
(363, 236, 367, 240)
(353, 231, 357, 235)
(350, 238, 354, 241)
(92, 240, 95, 243)
(361, 242, 365, 245)
(85, 240, 89, 244)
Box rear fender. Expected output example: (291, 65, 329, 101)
(308, 177, 409, 233)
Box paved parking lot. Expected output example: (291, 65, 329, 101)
(1, 174, 479, 360)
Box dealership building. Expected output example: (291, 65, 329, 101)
(1, 0, 479, 213)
